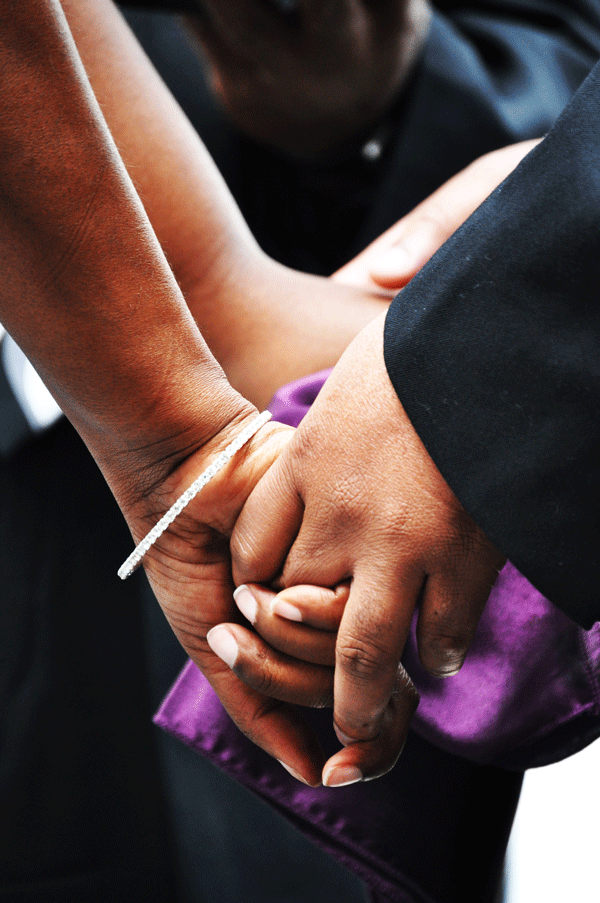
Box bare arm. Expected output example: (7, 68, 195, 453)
(0, 0, 238, 491)
(0, 0, 323, 784)
(60, 0, 390, 410)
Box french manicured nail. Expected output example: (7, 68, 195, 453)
(371, 226, 436, 279)
(206, 626, 238, 668)
(322, 765, 363, 788)
(270, 598, 303, 622)
(233, 585, 257, 624)
(277, 760, 310, 785)
(370, 244, 412, 279)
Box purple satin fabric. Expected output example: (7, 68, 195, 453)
(155, 370, 600, 903)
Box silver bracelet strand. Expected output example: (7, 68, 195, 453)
(118, 411, 272, 580)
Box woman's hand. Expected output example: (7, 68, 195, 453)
(334, 139, 541, 294)
(207, 581, 419, 786)
(122, 411, 333, 787)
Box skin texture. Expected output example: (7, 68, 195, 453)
(0, 0, 324, 784)
(2, 0, 538, 786)
(62, 0, 390, 411)
(231, 313, 505, 772)
(184, 0, 432, 158)
(222, 140, 540, 783)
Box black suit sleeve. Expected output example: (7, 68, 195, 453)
(384, 60, 600, 628)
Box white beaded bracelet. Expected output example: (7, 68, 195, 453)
(118, 411, 272, 580)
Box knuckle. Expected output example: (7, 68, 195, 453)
(336, 634, 395, 682)
(230, 531, 263, 582)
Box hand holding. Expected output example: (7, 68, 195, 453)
(122, 411, 329, 786)
(208, 582, 419, 786)
(231, 313, 505, 748)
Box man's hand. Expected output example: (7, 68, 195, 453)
(184, 0, 430, 158)
(231, 314, 504, 751)
(206, 140, 540, 782)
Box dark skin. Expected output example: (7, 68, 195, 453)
(59, 0, 418, 782)
(2, 0, 513, 788)
(0, 0, 321, 784)
(2, 0, 415, 786)
(227, 144, 545, 777)
(62, 0, 390, 411)
(184, 0, 432, 158)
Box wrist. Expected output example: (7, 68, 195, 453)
(98, 370, 257, 526)
(119, 409, 292, 587)
(118, 410, 272, 577)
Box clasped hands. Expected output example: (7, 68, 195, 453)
(137, 141, 536, 788)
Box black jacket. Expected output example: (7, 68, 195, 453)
(385, 60, 600, 628)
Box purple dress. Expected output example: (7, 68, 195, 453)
(156, 371, 600, 903)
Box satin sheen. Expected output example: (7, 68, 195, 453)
(155, 370, 600, 903)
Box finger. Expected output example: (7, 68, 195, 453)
(234, 584, 337, 665)
(417, 534, 505, 677)
(333, 563, 424, 743)
(239, 581, 348, 629)
(370, 142, 542, 286)
(322, 664, 419, 786)
(271, 583, 349, 629)
(207, 623, 334, 707)
(335, 140, 542, 293)
(204, 657, 326, 785)
(231, 454, 304, 585)
(368, 210, 452, 288)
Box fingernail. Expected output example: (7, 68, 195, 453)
(270, 598, 303, 622)
(206, 626, 238, 668)
(436, 664, 463, 677)
(233, 585, 257, 624)
(322, 765, 363, 788)
(370, 245, 413, 279)
(371, 225, 436, 280)
(277, 760, 310, 785)
(431, 650, 465, 678)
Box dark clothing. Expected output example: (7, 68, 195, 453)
(3, 3, 600, 900)
(123, 1, 600, 272)
(0, 417, 368, 903)
(384, 58, 600, 629)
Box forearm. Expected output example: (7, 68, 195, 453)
(59, 0, 391, 409)
(60, 0, 259, 297)
(0, 0, 251, 509)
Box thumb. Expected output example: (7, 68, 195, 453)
(231, 452, 303, 586)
